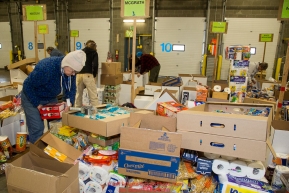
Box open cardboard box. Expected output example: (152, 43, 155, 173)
(118, 112, 181, 183)
(8, 58, 36, 84)
(177, 102, 275, 161)
(5, 144, 79, 193)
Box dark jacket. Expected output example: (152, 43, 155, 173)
(50, 49, 64, 57)
(79, 47, 98, 77)
(23, 57, 76, 107)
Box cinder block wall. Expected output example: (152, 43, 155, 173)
(0, 0, 287, 67)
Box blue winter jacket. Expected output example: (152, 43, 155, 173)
(23, 57, 76, 107)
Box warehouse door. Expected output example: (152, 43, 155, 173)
(154, 17, 205, 76)
(70, 18, 110, 64)
(23, 20, 56, 60)
(221, 18, 281, 80)
(0, 22, 12, 68)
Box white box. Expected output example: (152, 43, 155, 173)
(161, 86, 180, 101)
(10, 69, 28, 84)
(5, 87, 18, 96)
(0, 114, 21, 145)
(154, 89, 178, 99)
(0, 88, 6, 98)
(144, 83, 162, 95)
(123, 73, 145, 87)
(134, 96, 154, 109)
(119, 84, 132, 105)
(181, 88, 197, 105)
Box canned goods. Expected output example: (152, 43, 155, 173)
(16, 132, 27, 152)
(0, 136, 13, 157)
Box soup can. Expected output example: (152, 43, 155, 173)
(16, 132, 27, 152)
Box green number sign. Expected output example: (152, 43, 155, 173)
(70, 30, 79, 37)
(38, 24, 48, 34)
(259, 34, 274, 42)
(210, 22, 228, 33)
(25, 5, 44, 21)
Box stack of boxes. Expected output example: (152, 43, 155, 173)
(228, 46, 251, 103)
(101, 62, 123, 105)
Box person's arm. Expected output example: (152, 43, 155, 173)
(93, 52, 99, 78)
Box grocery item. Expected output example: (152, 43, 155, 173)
(15, 132, 27, 152)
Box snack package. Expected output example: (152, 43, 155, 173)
(202, 177, 217, 193)
(190, 175, 207, 193)
(177, 161, 198, 180)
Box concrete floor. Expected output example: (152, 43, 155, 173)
(0, 69, 10, 193)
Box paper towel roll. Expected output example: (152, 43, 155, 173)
(90, 166, 109, 185)
(84, 181, 102, 193)
(79, 162, 90, 181)
(212, 159, 230, 175)
(272, 165, 289, 189)
(246, 161, 265, 180)
(221, 155, 236, 161)
(213, 85, 222, 92)
(79, 179, 86, 193)
(204, 152, 220, 159)
(229, 160, 248, 177)
(224, 87, 231, 94)
(106, 173, 127, 188)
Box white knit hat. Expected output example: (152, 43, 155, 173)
(61, 50, 86, 72)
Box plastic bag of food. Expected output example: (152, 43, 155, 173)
(190, 175, 207, 193)
(177, 161, 198, 180)
(202, 176, 217, 193)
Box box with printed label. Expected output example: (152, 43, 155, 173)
(41, 111, 64, 120)
(101, 62, 122, 75)
(144, 83, 162, 95)
(118, 127, 182, 183)
(177, 102, 273, 141)
(40, 103, 65, 113)
(156, 101, 188, 118)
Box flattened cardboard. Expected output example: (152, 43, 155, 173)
(178, 130, 267, 161)
(177, 102, 273, 141)
(6, 144, 79, 193)
(7, 58, 36, 70)
(101, 62, 122, 75)
(101, 74, 123, 85)
(62, 112, 130, 137)
(129, 112, 177, 132)
(119, 127, 181, 182)
(243, 98, 276, 107)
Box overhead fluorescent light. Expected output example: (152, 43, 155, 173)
(123, 19, 145, 23)
(172, 44, 185, 52)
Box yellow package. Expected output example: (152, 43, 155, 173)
(58, 126, 77, 137)
(44, 145, 67, 162)
(177, 161, 198, 180)
(190, 175, 207, 193)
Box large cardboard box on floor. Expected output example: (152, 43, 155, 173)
(5, 144, 79, 193)
(62, 111, 130, 137)
(118, 113, 181, 183)
(177, 102, 274, 161)
(118, 127, 181, 183)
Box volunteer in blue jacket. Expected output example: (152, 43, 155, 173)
(21, 50, 86, 143)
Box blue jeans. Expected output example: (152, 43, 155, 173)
(21, 91, 57, 144)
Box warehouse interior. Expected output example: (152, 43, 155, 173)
(0, 0, 289, 193)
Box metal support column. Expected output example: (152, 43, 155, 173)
(65, 0, 70, 52)
(109, 0, 113, 53)
(6, 2, 15, 53)
(16, 1, 25, 58)
(152, 0, 156, 54)
(204, 0, 211, 55)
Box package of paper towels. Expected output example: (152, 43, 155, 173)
(218, 174, 273, 193)
(84, 181, 102, 193)
(229, 160, 247, 177)
(103, 172, 127, 193)
(90, 166, 109, 185)
(212, 159, 230, 175)
(246, 161, 266, 180)
(79, 162, 90, 181)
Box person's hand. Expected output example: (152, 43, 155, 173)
(62, 102, 70, 112)
(137, 73, 141, 78)
(37, 105, 43, 110)
(252, 80, 256, 84)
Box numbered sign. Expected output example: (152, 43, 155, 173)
(28, 42, 33, 50)
(160, 43, 173, 52)
(76, 42, 82, 50)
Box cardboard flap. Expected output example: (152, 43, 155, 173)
(266, 139, 277, 159)
(7, 58, 36, 70)
(30, 144, 55, 160)
(160, 89, 180, 103)
(120, 126, 182, 156)
(272, 120, 289, 131)
(129, 112, 177, 132)
(41, 133, 82, 163)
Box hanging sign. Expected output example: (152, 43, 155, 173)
(125, 30, 133, 37)
(22, 5, 47, 21)
(259, 34, 274, 42)
(210, 22, 228, 34)
(278, 0, 289, 20)
(70, 30, 79, 37)
(121, 0, 150, 18)
(38, 24, 48, 34)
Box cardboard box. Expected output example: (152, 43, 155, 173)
(161, 86, 180, 101)
(144, 83, 162, 95)
(40, 103, 65, 113)
(144, 90, 180, 111)
(212, 92, 228, 100)
(156, 101, 188, 118)
(275, 90, 289, 101)
(101, 74, 123, 85)
(6, 144, 79, 193)
(243, 98, 276, 106)
(118, 126, 181, 183)
(134, 96, 154, 109)
(123, 72, 145, 87)
(62, 112, 130, 137)
(212, 80, 229, 90)
(101, 62, 122, 75)
(192, 74, 207, 85)
(154, 89, 178, 99)
(129, 111, 176, 132)
(88, 135, 120, 147)
(177, 102, 273, 141)
(0, 114, 20, 145)
(7, 58, 36, 70)
(178, 130, 267, 161)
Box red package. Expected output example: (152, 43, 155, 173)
(40, 103, 65, 113)
(41, 111, 64, 119)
